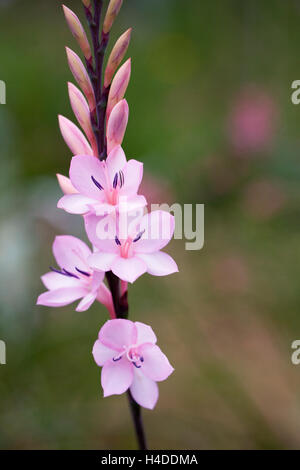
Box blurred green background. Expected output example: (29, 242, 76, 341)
(1, 0, 300, 449)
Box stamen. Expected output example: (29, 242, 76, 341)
(133, 362, 141, 369)
(91, 175, 103, 190)
(112, 356, 122, 362)
(75, 267, 91, 277)
(133, 229, 145, 243)
(115, 235, 121, 246)
(119, 170, 124, 188)
(49, 266, 79, 279)
(113, 172, 118, 189)
(62, 268, 80, 279)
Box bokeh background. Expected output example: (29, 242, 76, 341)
(0, 0, 300, 449)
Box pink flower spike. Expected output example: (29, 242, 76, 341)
(106, 99, 129, 154)
(93, 319, 174, 409)
(36, 235, 115, 317)
(58, 115, 93, 156)
(62, 5, 92, 62)
(57, 146, 146, 216)
(106, 58, 131, 120)
(66, 47, 96, 113)
(87, 210, 178, 283)
(68, 82, 98, 156)
(56, 174, 78, 195)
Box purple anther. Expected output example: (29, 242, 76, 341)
(133, 229, 145, 243)
(91, 175, 103, 190)
(115, 235, 121, 246)
(113, 172, 118, 189)
(75, 267, 91, 277)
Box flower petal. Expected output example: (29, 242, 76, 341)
(52, 235, 91, 273)
(37, 286, 88, 308)
(137, 251, 178, 276)
(91, 270, 105, 291)
(111, 256, 147, 283)
(101, 356, 133, 397)
(118, 195, 147, 213)
(130, 369, 159, 410)
(139, 343, 174, 382)
(92, 339, 116, 366)
(134, 211, 175, 254)
(106, 145, 127, 181)
(57, 194, 96, 214)
(70, 155, 106, 198)
(56, 174, 78, 195)
(41, 271, 82, 290)
(88, 252, 118, 272)
(99, 319, 137, 351)
(119, 159, 143, 196)
(76, 291, 97, 311)
(84, 213, 119, 253)
(135, 321, 157, 345)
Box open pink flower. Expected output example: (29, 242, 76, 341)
(37, 235, 114, 315)
(86, 210, 178, 283)
(57, 145, 146, 216)
(93, 319, 174, 409)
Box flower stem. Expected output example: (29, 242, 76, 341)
(84, 0, 148, 450)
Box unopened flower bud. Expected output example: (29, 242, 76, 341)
(104, 28, 132, 88)
(58, 115, 93, 156)
(82, 0, 91, 9)
(66, 47, 96, 112)
(106, 58, 131, 119)
(63, 5, 92, 62)
(106, 99, 129, 153)
(68, 82, 97, 156)
(103, 0, 123, 34)
(56, 174, 78, 195)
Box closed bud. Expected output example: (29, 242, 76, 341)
(58, 115, 93, 156)
(82, 0, 91, 9)
(68, 82, 97, 155)
(56, 174, 78, 195)
(63, 5, 92, 62)
(66, 47, 96, 112)
(104, 28, 132, 88)
(106, 58, 131, 119)
(103, 0, 123, 34)
(107, 99, 129, 153)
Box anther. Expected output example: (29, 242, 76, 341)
(133, 229, 145, 243)
(113, 172, 118, 189)
(115, 235, 121, 246)
(75, 267, 91, 277)
(91, 175, 103, 190)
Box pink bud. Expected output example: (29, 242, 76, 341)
(66, 47, 96, 113)
(63, 5, 92, 62)
(56, 174, 78, 195)
(68, 82, 97, 156)
(104, 28, 132, 88)
(106, 99, 129, 154)
(106, 58, 131, 119)
(103, 0, 123, 34)
(58, 115, 93, 156)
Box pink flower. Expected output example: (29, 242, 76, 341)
(86, 210, 178, 283)
(93, 319, 174, 409)
(57, 145, 146, 216)
(37, 235, 115, 315)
